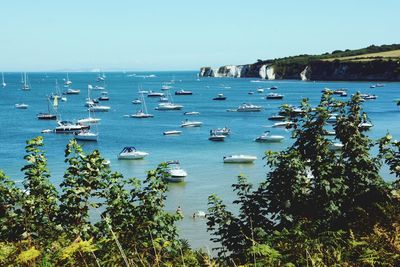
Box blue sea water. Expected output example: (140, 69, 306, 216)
(0, 71, 399, 250)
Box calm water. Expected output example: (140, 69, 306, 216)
(0, 71, 399, 249)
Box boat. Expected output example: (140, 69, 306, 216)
(130, 92, 153, 118)
(181, 119, 202, 128)
(237, 103, 262, 112)
(64, 88, 80, 95)
(165, 161, 187, 182)
(41, 129, 53, 133)
(268, 115, 285, 121)
(329, 142, 343, 151)
(266, 93, 284, 100)
(161, 84, 172, 90)
(2, 72, 6, 88)
(159, 96, 169, 102)
(358, 122, 373, 130)
(209, 132, 226, 141)
(54, 121, 90, 133)
(257, 88, 264, 93)
(88, 104, 110, 112)
(147, 91, 164, 97)
(269, 86, 278, 90)
(98, 92, 109, 101)
(64, 73, 72, 86)
(15, 103, 28, 109)
(175, 90, 193, 95)
(163, 130, 182, 136)
(49, 80, 67, 101)
(323, 130, 336, 136)
(213, 94, 227, 100)
(327, 115, 338, 124)
(21, 72, 30, 90)
(37, 97, 58, 120)
(132, 98, 141, 104)
(248, 91, 254, 95)
(74, 130, 98, 141)
(77, 116, 101, 124)
(117, 146, 149, 160)
(255, 131, 284, 143)
(223, 155, 257, 163)
(184, 111, 200, 115)
(97, 72, 106, 82)
(272, 121, 295, 128)
(93, 85, 105, 90)
(156, 103, 184, 110)
(213, 127, 231, 136)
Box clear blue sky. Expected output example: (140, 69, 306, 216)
(0, 0, 399, 71)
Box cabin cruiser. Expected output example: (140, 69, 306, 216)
(255, 131, 284, 143)
(147, 91, 164, 97)
(213, 93, 227, 100)
(266, 93, 284, 100)
(64, 89, 80, 95)
(181, 119, 203, 128)
(213, 127, 230, 136)
(223, 155, 257, 163)
(74, 130, 98, 141)
(130, 110, 154, 118)
(163, 130, 182, 136)
(236, 103, 262, 112)
(165, 161, 187, 182)
(117, 146, 149, 160)
(209, 130, 226, 141)
(155, 102, 183, 110)
(54, 121, 90, 133)
(175, 90, 193, 95)
(15, 103, 28, 109)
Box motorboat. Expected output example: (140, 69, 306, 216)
(74, 130, 98, 141)
(77, 117, 101, 124)
(358, 122, 373, 130)
(333, 89, 347, 95)
(257, 88, 264, 93)
(159, 96, 169, 102)
(93, 85, 105, 90)
(175, 90, 193, 95)
(98, 92, 109, 101)
(15, 103, 28, 109)
(64, 89, 80, 95)
(272, 121, 295, 128)
(266, 93, 284, 100)
(323, 130, 336, 136)
(41, 129, 53, 133)
(130, 111, 154, 118)
(163, 130, 182, 136)
(248, 91, 254, 95)
(156, 102, 183, 110)
(165, 161, 187, 182)
(329, 142, 343, 151)
(161, 85, 172, 90)
(269, 86, 278, 90)
(223, 155, 257, 163)
(327, 115, 338, 124)
(138, 90, 149, 94)
(213, 94, 227, 100)
(132, 99, 142, 104)
(268, 115, 285, 121)
(255, 131, 284, 143)
(118, 146, 149, 160)
(54, 121, 90, 133)
(209, 133, 226, 141)
(147, 91, 164, 97)
(236, 103, 262, 112)
(88, 104, 110, 112)
(213, 127, 231, 136)
(184, 111, 200, 115)
(181, 120, 203, 128)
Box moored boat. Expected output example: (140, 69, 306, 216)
(165, 161, 187, 182)
(117, 146, 149, 160)
(255, 131, 284, 143)
(223, 155, 257, 163)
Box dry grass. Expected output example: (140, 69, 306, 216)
(323, 49, 400, 62)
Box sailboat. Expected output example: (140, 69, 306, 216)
(21, 72, 30, 90)
(50, 80, 67, 102)
(37, 97, 58, 120)
(130, 92, 153, 118)
(64, 73, 72, 86)
(79, 86, 102, 124)
(2, 72, 6, 88)
(155, 90, 183, 110)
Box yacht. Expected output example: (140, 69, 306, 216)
(266, 93, 284, 100)
(209, 132, 226, 142)
(156, 102, 183, 110)
(181, 120, 203, 128)
(132, 99, 142, 104)
(88, 104, 110, 112)
(147, 91, 164, 97)
(184, 111, 200, 115)
(255, 131, 284, 143)
(175, 90, 193, 95)
(223, 155, 257, 163)
(213, 127, 230, 136)
(131, 92, 153, 118)
(213, 93, 227, 100)
(77, 117, 101, 124)
(64, 88, 80, 95)
(54, 121, 90, 133)
(37, 97, 58, 120)
(15, 103, 29, 109)
(165, 161, 187, 182)
(118, 146, 149, 160)
(93, 85, 105, 90)
(163, 130, 182, 136)
(74, 130, 98, 141)
(64, 73, 72, 86)
(268, 115, 285, 121)
(236, 103, 262, 112)
(269, 86, 278, 90)
(257, 88, 264, 93)
(98, 92, 109, 101)
(358, 122, 373, 130)
(272, 121, 295, 128)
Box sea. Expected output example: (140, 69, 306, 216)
(0, 71, 399, 250)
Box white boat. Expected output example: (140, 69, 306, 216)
(223, 155, 257, 163)
(74, 130, 98, 141)
(272, 121, 295, 128)
(161, 84, 172, 90)
(165, 161, 187, 182)
(163, 130, 182, 136)
(213, 127, 231, 136)
(77, 117, 101, 124)
(237, 103, 262, 112)
(98, 92, 109, 101)
(257, 88, 264, 93)
(130, 92, 153, 118)
(255, 131, 284, 143)
(88, 105, 110, 112)
(64, 73, 72, 86)
(175, 90, 193, 95)
(21, 72, 30, 90)
(54, 121, 90, 133)
(159, 96, 169, 102)
(184, 111, 200, 115)
(156, 102, 183, 110)
(41, 129, 53, 133)
(2, 72, 6, 88)
(15, 103, 28, 109)
(118, 146, 149, 160)
(209, 133, 225, 141)
(268, 115, 285, 121)
(266, 93, 284, 100)
(93, 85, 105, 90)
(132, 98, 142, 104)
(358, 122, 373, 130)
(181, 120, 203, 128)
(147, 91, 164, 97)
(329, 142, 343, 151)
(213, 94, 227, 100)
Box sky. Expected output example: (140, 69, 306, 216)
(0, 0, 399, 71)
